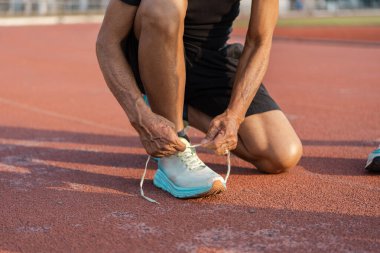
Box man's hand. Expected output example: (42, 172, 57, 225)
(136, 111, 186, 157)
(203, 110, 244, 155)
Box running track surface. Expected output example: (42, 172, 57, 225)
(0, 24, 379, 253)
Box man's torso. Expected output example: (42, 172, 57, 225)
(184, 0, 240, 50)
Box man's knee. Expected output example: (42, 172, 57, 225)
(137, 0, 187, 37)
(254, 141, 303, 174)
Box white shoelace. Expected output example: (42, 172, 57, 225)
(177, 144, 206, 171)
(140, 143, 231, 204)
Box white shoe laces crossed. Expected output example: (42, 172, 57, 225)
(177, 145, 206, 171)
(140, 143, 231, 204)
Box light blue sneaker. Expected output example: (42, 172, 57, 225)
(365, 147, 380, 172)
(153, 137, 226, 198)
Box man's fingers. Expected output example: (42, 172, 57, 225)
(202, 140, 215, 149)
(215, 145, 228, 156)
(174, 137, 186, 152)
(202, 139, 220, 149)
(161, 145, 178, 153)
(146, 138, 179, 157)
(205, 121, 221, 141)
(210, 133, 238, 154)
(215, 140, 235, 156)
(202, 133, 222, 150)
(151, 148, 177, 158)
(166, 131, 186, 152)
(203, 124, 224, 149)
(153, 142, 184, 156)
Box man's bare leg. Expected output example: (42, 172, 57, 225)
(188, 106, 303, 174)
(131, 2, 229, 198)
(133, 0, 187, 131)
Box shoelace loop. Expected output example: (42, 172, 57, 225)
(177, 145, 205, 171)
(140, 143, 231, 204)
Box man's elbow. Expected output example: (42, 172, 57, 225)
(96, 32, 126, 60)
(95, 33, 106, 58)
(245, 32, 273, 49)
(95, 30, 115, 57)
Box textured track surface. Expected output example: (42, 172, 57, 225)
(274, 26, 380, 43)
(196, 180, 226, 199)
(0, 24, 379, 253)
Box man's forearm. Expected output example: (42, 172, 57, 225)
(227, 41, 272, 118)
(96, 41, 151, 129)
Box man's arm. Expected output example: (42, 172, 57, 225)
(204, 0, 278, 155)
(96, 0, 185, 157)
(227, 0, 278, 117)
(96, 0, 148, 124)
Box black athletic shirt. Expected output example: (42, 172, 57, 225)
(119, 0, 240, 50)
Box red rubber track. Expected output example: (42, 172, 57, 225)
(235, 26, 380, 42)
(0, 24, 379, 253)
(274, 26, 380, 43)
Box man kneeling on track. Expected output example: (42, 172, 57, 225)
(96, 0, 303, 199)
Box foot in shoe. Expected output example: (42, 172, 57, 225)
(366, 147, 380, 172)
(153, 137, 226, 198)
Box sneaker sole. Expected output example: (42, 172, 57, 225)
(366, 156, 380, 172)
(153, 169, 226, 199)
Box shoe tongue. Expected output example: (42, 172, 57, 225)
(179, 137, 191, 148)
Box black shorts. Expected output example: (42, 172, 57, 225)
(122, 34, 280, 120)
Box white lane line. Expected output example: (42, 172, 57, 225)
(0, 97, 127, 134)
(0, 15, 103, 27)
(0, 137, 145, 153)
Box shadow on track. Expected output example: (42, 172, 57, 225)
(0, 125, 376, 176)
(299, 156, 370, 176)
